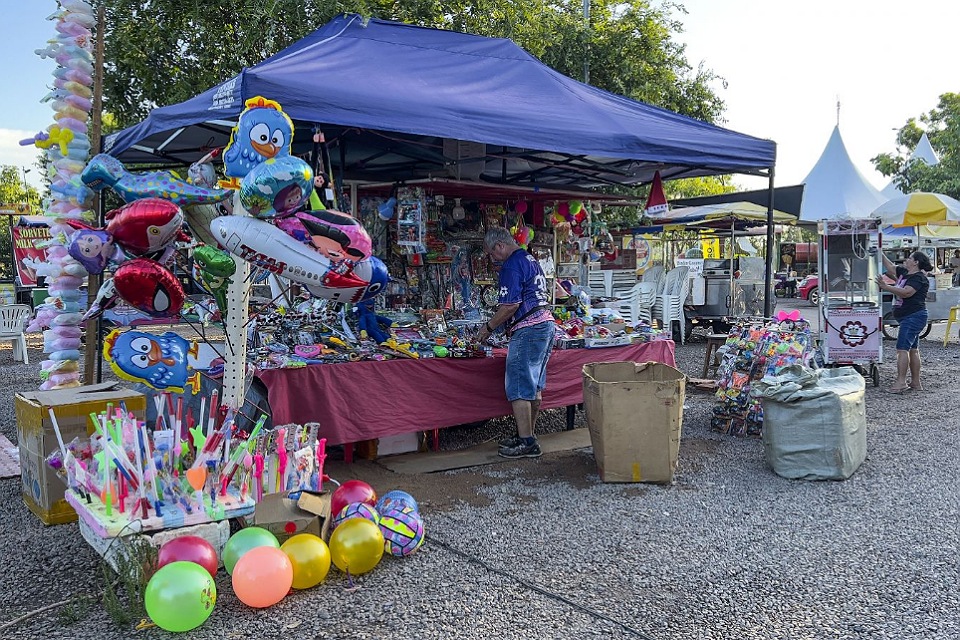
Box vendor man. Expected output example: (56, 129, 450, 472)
(477, 227, 556, 459)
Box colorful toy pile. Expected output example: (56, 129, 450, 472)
(250, 300, 492, 370)
(711, 312, 813, 437)
(46, 391, 273, 530)
(20, 0, 98, 390)
(142, 481, 424, 632)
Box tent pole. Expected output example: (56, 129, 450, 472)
(763, 168, 776, 317)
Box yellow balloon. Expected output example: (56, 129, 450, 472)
(328, 518, 384, 576)
(280, 533, 331, 589)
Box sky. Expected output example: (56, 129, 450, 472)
(0, 1, 957, 192)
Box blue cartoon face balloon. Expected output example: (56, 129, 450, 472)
(103, 329, 201, 393)
(238, 156, 313, 219)
(222, 96, 295, 180)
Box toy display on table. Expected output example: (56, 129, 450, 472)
(711, 313, 814, 438)
(45, 391, 268, 536)
(249, 300, 493, 370)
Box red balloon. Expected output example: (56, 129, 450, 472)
(330, 480, 377, 518)
(114, 258, 185, 317)
(106, 198, 184, 256)
(156, 536, 218, 578)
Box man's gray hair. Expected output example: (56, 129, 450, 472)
(484, 227, 515, 250)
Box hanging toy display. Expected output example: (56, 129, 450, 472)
(19, 0, 98, 389)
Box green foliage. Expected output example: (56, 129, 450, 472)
(0, 165, 43, 282)
(56, 594, 94, 626)
(871, 92, 960, 199)
(101, 0, 724, 128)
(100, 534, 158, 628)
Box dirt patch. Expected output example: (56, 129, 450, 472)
(323, 458, 513, 513)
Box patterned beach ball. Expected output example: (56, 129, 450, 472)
(376, 490, 419, 515)
(331, 502, 380, 532)
(379, 506, 425, 557)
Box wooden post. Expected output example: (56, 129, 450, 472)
(82, 5, 106, 385)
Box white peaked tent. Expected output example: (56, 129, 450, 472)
(880, 132, 940, 198)
(798, 125, 887, 222)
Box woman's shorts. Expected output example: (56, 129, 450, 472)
(505, 321, 556, 402)
(895, 309, 928, 351)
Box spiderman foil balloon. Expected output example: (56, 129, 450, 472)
(103, 329, 201, 393)
(113, 259, 185, 317)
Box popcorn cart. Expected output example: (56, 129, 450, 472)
(818, 219, 883, 386)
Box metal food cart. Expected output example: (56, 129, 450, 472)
(818, 219, 882, 386)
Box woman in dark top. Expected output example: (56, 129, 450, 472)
(876, 251, 931, 393)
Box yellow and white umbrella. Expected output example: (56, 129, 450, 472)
(872, 192, 960, 227)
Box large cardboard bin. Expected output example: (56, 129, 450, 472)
(582, 361, 685, 483)
(15, 382, 146, 525)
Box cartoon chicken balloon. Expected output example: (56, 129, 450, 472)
(103, 329, 201, 394)
(222, 96, 294, 184)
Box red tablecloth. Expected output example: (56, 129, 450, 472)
(257, 341, 675, 445)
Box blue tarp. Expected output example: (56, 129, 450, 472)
(106, 14, 776, 189)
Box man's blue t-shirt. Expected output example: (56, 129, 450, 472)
(498, 249, 550, 326)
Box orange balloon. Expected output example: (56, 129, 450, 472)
(231, 546, 293, 608)
(186, 467, 207, 492)
(280, 533, 331, 589)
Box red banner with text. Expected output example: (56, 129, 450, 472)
(11, 225, 50, 287)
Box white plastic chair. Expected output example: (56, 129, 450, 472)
(609, 270, 638, 298)
(616, 282, 657, 325)
(0, 304, 32, 364)
(642, 265, 664, 290)
(587, 270, 611, 297)
(653, 267, 690, 344)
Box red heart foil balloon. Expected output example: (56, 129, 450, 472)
(105, 197, 184, 256)
(113, 258, 184, 317)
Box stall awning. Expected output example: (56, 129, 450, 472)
(647, 201, 796, 230)
(104, 14, 776, 190)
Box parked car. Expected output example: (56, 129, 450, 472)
(798, 273, 819, 305)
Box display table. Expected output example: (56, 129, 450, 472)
(257, 341, 676, 450)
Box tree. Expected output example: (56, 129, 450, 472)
(871, 92, 960, 199)
(100, 0, 725, 129)
(0, 165, 42, 281)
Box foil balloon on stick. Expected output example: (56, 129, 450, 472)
(113, 259, 186, 317)
(103, 329, 201, 394)
(104, 197, 185, 257)
(237, 156, 313, 219)
(222, 96, 295, 183)
(193, 245, 236, 318)
(81, 154, 230, 207)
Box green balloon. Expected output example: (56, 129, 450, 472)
(145, 561, 216, 632)
(222, 527, 280, 574)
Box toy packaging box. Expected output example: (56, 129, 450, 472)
(15, 382, 146, 525)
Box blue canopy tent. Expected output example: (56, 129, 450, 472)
(105, 14, 780, 311)
(106, 14, 775, 188)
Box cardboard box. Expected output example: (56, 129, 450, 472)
(15, 382, 146, 525)
(254, 491, 332, 543)
(582, 361, 685, 483)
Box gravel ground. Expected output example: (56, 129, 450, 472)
(1, 328, 959, 640)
